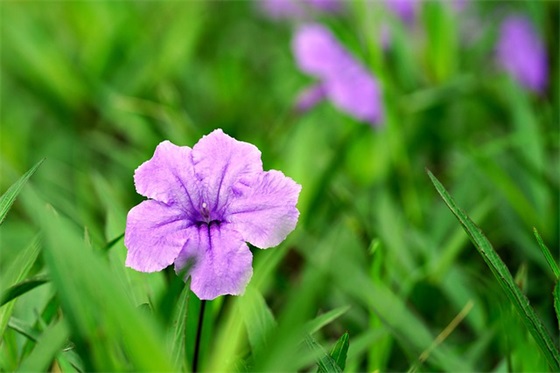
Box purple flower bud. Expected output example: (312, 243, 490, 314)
(496, 15, 548, 93)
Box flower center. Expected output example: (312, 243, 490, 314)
(201, 202, 210, 219)
(197, 201, 221, 227)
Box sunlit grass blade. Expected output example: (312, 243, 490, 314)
(16, 318, 69, 372)
(168, 281, 190, 370)
(8, 317, 40, 342)
(533, 228, 560, 280)
(301, 223, 468, 371)
(409, 300, 474, 373)
(252, 268, 328, 372)
(554, 283, 560, 330)
(0, 275, 49, 307)
(306, 305, 350, 334)
(103, 232, 124, 252)
(329, 332, 349, 371)
(305, 335, 342, 373)
(58, 349, 85, 373)
(0, 235, 41, 339)
(240, 286, 276, 358)
(26, 189, 174, 371)
(0, 158, 44, 225)
(427, 169, 560, 370)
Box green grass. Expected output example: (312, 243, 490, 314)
(1, 1, 558, 372)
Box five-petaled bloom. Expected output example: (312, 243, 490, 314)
(124, 129, 301, 300)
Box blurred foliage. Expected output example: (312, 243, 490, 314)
(0, 1, 558, 372)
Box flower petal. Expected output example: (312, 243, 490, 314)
(496, 15, 548, 92)
(386, 0, 418, 24)
(227, 170, 301, 248)
(324, 62, 383, 126)
(191, 129, 263, 216)
(134, 141, 201, 213)
(292, 23, 352, 79)
(125, 200, 192, 272)
(295, 83, 327, 113)
(174, 223, 253, 300)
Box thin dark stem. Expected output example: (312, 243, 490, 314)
(192, 300, 207, 372)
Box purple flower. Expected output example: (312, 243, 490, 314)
(385, 0, 418, 24)
(292, 23, 383, 126)
(258, 0, 305, 20)
(496, 15, 548, 93)
(258, 0, 341, 20)
(293, 23, 351, 79)
(306, 0, 342, 12)
(124, 129, 301, 300)
(325, 60, 383, 124)
(294, 83, 327, 112)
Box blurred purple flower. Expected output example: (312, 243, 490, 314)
(124, 129, 301, 300)
(453, 0, 468, 12)
(325, 61, 383, 124)
(385, 0, 418, 24)
(306, 0, 342, 12)
(292, 23, 383, 126)
(293, 23, 351, 78)
(258, 0, 305, 20)
(295, 83, 327, 112)
(258, 0, 341, 20)
(385, 0, 466, 23)
(496, 15, 548, 92)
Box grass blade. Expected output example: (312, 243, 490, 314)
(330, 332, 349, 371)
(8, 317, 40, 342)
(427, 169, 560, 370)
(27, 189, 174, 371)
(555, 283, 560, 331)
(306, 306, 351, 335)
(168, 282, 190, 370)
(0, 158, 44, 225)
(240, 286, 276, 358)
(16, 318, 69, 372)
(0, 235, 41, 339)
(533, 228, 560, 280)
(0, 275, 49, 307)
(305, 335, 342, 373)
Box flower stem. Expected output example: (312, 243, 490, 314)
(192, 300, 206, 372)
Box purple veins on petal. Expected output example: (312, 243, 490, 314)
(134, 140, 200, 214)
(228, 170, 302, 249)
(191, 129, 263, 215)
(124, 129, 301, 300)
(125, 200, 192, 272)
(496, 15, 548, 93)
(174, 224, 253, 301)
